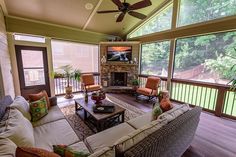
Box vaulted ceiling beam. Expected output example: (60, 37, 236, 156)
(83, 0, 103, 30)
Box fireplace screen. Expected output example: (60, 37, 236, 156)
(110, 72, 127, 86)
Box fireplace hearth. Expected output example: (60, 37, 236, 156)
(111, 72, 127, 86)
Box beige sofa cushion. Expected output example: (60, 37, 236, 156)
(32, 105, 65, 127)
(85, 122, 135, 152)
(0, 137, 17, 157)
(158, 104, 190, 122)
(127, 111, 152, 129)
(34, 119, 79, 151)
(88, 147, 115, 157)
(69, 141, 90, 155)
(0, 108, 35, 147)
(114, 118, 168, 153)
(10, 96, 31, 121)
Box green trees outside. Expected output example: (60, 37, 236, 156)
(141, 41, 170, 76)
(138, 0, 236, 84)
(178, 0, 236, 26)
(175, 31, 236, 82)
(129, 4, 173, 38)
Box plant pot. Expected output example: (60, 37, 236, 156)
(65, 86, 74, 99)
(132, 86, 138, 91)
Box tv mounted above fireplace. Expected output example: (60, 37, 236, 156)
(107, 46, 132, 62)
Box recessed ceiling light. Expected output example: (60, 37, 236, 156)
(85, 3, 94, 10)
(115, 13, 120, 18)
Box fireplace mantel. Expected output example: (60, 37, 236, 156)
(101, 63, 138, 66)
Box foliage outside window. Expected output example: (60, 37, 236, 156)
(141, 41, 170, 77)
(128, 4, 173, 38)
(178, 0, 236, 27)
(174, 31, 236, 85)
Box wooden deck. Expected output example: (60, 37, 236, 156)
(109, 93, 236, 157)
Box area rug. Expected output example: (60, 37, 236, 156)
(60, 94, 145, 141)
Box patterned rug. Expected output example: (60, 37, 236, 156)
(60, 94, 145, 141)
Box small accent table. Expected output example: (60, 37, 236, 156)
(74, 97, 125, 132)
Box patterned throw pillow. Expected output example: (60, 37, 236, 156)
(53, 145, 90, 157)
(29, 90, 51, 108)
(152, 102, 163, 121)
(16, 147, 60, 157)
(30, 97, 48, 122)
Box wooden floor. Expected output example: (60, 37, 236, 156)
(58, 93, 236, 157)
(109, 93, 236, 157)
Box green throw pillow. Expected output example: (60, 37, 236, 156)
(53, 145, 90, 157)
(30, 97, 48, 122)
(152, 102, 163, 121)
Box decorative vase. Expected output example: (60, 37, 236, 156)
(91, 91, 106, 105)
(132, 85, 138, 91)
(84, 92, 88, 103)
(65, 86, 73, 99)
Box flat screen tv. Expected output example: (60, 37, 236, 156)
(107, 46, 132, 62)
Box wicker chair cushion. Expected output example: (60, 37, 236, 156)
(145, 77, 160, 90)
(114, 118, 168, 153)
(136, 88, 157, 96)
(82, 74, 95, 86)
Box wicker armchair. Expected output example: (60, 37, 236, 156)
(136, 76, 161, 101)
(81, 74, 101, 93)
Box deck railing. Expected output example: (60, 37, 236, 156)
(138, 74, 236, 119)
(54, 72, 100, 95)
(54, 72, 235, 119)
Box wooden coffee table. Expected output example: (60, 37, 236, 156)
(74, 97, 125, 132)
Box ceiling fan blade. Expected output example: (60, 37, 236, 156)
(97, 10, 120, 13)
(128, 11, 147, 20)
(112, 0, 124, 8)
(116, 12, 125, 22)
(129, 0, 152, 10)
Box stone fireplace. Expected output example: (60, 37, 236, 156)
(99, 41, 140, 88)
(110, 72, 127, 86)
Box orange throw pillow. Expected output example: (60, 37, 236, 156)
(160, 98, 173, 112)
(28, 90, 50, 108)
(16, 147, 60, 157)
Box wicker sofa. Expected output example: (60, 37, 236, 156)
(0, 95, 201, 157)
(85, 105, 201, 157)
(122, 107, 201, 157)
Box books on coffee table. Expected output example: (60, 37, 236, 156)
(93, 104, 115, 113)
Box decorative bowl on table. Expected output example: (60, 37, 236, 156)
(91, 91, 106, 105)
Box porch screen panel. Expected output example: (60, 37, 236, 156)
(51, 40, 99, 73)
(141, 41, 170, 77)
(174, 31, 236, 85)
(178, 0, 236, 27)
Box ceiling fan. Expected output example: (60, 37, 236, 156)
(97, 0, 152, 22)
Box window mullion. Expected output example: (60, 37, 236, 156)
(171, 0, 179, 29)
(167, 39, 176, 91)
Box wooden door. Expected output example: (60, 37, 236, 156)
(15, 45, 51, 99)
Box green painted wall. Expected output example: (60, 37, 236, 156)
(5, 16, 116, 44)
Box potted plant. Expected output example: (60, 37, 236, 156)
(52, 65, 81, 99)
(227, 48, 236, 91)
(228, 64, 236, 91)
(131, 79, 139, 91)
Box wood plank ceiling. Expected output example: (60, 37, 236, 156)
(4, 0, 166, 37)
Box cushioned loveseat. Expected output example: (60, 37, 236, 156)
(0, 95, 201, 157)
